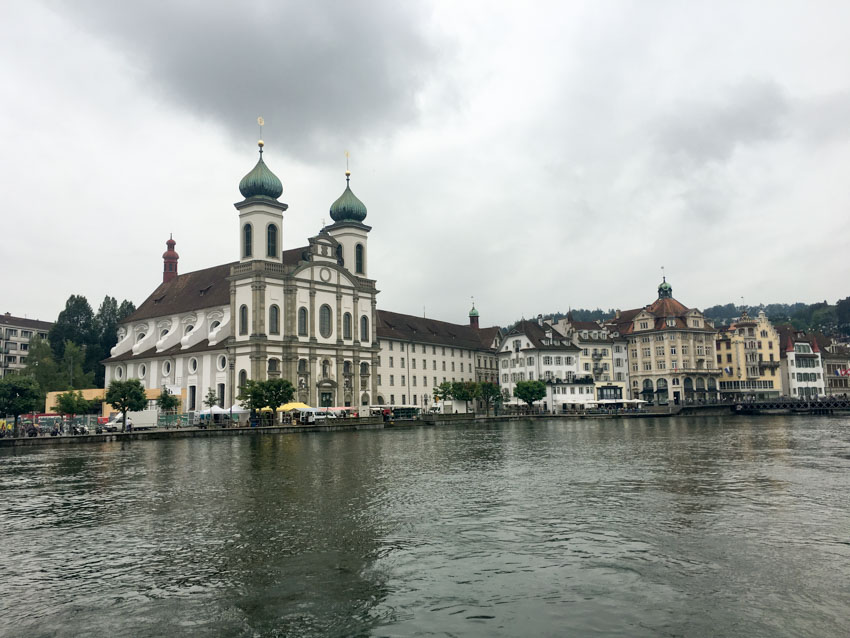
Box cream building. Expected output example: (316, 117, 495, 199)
(715, 310, 781, 400)
(776, 326, 825, 399)
(497, 319, 594, 411)
(375, 306, 500, 409)
(608, 279, 720, 405)
(1, 313, 51, 378)
(552, 314, 629, 401)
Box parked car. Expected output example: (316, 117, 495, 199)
(104, 416, 132, 432)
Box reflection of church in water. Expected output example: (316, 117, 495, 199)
(104, 140, 381, 409)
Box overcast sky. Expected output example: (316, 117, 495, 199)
(4, 1, 849, 328)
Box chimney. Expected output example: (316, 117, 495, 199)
(162, 235, 179, 283)
(537, 314, 543, 326)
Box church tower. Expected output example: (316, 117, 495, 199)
(162, 235, 179, 283)
(325, 166, 370, 277)
(231, 139, 288, 380)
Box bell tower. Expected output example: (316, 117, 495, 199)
(162, 235, 179, 283)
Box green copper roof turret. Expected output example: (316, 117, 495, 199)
(329, 171, 367, 223)
(469, 304, 479, 317)
(239, 141, 283, 200)
(658, 277, 673, 299)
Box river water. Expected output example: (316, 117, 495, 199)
(1, 415, 848, 637)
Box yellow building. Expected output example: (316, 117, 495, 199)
(715, 310, 781, 400)
(45, 387, 166, 418)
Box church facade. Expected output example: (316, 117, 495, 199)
(103, 142, 499, 411)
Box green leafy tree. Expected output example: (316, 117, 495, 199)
(53, 390, 95, 429)
(60, 341, 95, 389)
(451, 381, 480, 414)
(433, 381, 453, 405)
(21, 335, 62, 401)
(203, 387, 220, 410)
(514, 380, 546, 411)
(0, 375, 42, 437)
(236, 379, 268, 413)
(479, 382, 501, 416)
(49, 295, 95, 362)
(157, 386, 180, 413)
(90, 296, 137, 387)
(263, 378, 294, 413)
(105, 379, 147, 432)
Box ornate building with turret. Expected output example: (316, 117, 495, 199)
(103, 142, 499, 412)
(607, 278, 720, 404)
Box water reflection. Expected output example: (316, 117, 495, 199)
(1, 416, 849, 637)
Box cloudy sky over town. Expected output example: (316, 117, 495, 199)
(4, 1, 849, 327)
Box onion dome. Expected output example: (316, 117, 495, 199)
(162, 236, 179, 260)
(469, 304, 479, 318)
(658, 277, 673, 299)
(238, 141, 283, 200)
(329, 170, 367, 223)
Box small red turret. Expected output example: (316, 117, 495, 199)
(162, 235, 179, 283)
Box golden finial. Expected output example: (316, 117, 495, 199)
(257, 116, 265, 149)
(344, 150, 351, 177)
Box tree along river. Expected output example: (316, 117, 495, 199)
(1, 415, 848, 637)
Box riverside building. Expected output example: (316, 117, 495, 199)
(0, 313, 51, 378)
(715, 310, 781, 400)
(776, 326, 825, 398)
(103, 141, 499, 411)
(608, 279, 720, 404)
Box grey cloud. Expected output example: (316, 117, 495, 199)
(651, 79, 789, 166)
(49, 0, 447, 159)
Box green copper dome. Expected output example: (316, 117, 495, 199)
(469, 305, 479, 317)
(239, 144, 283, 200)
(329, 172, 367, 223)
(658, 278, 673, 298)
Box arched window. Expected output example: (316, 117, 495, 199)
(239, 369, 248, 389)
(297, 358, 308, 373)
(268, 358, 279, 373)
(336, 244, 343, 265)
(267, 224, 278, 258)
(355, 244, 364, 274)
(269, 305, 280, 335)
(360, 362, 369, 376)
(343, 361, 352, 375)
(343, 312, 352, 339)
(298, 307, 308, 336)
(319, 304, 332, 338)
(239, 305, 248, 335)
(243, 224, 252, 258)
(360, 315, 369, 342)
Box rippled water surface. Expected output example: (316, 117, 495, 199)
(2, 415, 849, 637)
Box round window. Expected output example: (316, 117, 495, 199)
(189, 358, 198, 373)
(217, 355, 227, 371)
(116, 366, 124, 379)
(185, 325, 194, 335)
(163, 361, 172, 376)
(139, 364, 147, 378)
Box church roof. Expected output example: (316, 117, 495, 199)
(103, 337, 231, 363)
(123, 262, 236, 323)
(376, 310, 498, 351)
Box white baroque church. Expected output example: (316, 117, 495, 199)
(104, 141, 499, 411)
